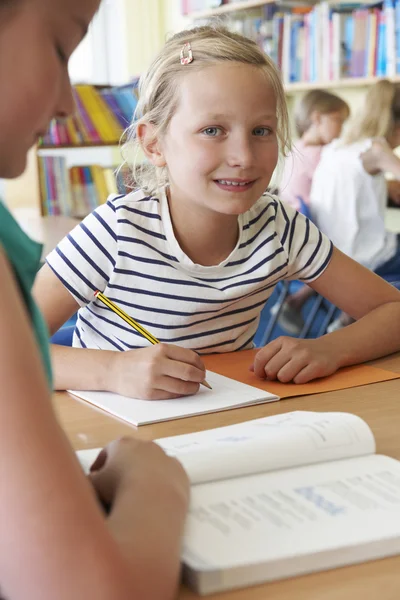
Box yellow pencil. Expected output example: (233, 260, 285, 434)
(94, 291, 212, 390)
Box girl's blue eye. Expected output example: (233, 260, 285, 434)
(253, 127, 272, 137)
(203, 127, 221, 136)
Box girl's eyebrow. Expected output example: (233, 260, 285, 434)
(196, 112, 277, 121)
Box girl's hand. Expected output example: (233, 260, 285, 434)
(251, 336, 340, 384)
(107, 343, 207, 399)
(360, 137, 392, 174)
(388, 180, 400, 205)
(89, 437, 190, 510)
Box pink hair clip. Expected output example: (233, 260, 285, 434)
(180, 42, 193, 66)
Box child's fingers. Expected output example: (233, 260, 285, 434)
(292, 363, 321, 384)
(252, 339, 283, 377)
(164, 357, 206, 384)
(275, 355, 311, 383)
(89, 448, 107, 472)
(155, 375, 200, 397)
(164, 343, 205, 370)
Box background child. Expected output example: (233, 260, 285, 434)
(280, 89, 349, 210)
(274, 90, 350, 334)
(34, 26, 400, 399)
(0, 1, 189, 598)
(310, 80, 400, 330)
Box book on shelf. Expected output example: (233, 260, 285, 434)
(187, 0, 400, 85)
(39, 82, 138, 147)
(78, 410, 400, 595)
(38, 157, 131, 217)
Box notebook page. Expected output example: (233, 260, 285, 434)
(69, 370, 279, 427)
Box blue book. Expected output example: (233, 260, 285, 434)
(377, 12, 387, 75)
(289, 20, 298, 82)
(395, 0, 400, 72)
(344, 15, 354, 77)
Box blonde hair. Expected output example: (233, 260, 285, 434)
(295, 89, 349, 137)
(341, 80, 400, 145)
(122, 25, 290, 194)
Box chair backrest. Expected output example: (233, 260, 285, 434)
(296, 195, 312, 221)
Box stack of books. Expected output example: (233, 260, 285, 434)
(38, 158, 131, 217)
(40, 83, 138, 146)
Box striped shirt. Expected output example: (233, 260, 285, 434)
(46, 187, 333, 353)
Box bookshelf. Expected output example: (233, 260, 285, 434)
(285, 75, 400, 94)
(39, 142, 121, 150)
(188, 0, 275, 19)
(36, 82, 138, 218)
(184, 1, 400, 96)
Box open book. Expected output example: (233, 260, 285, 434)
(68, 371, 279, 426)
(77, 411, 400, 595)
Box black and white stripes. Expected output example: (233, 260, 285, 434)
(46, 188, 332, 353)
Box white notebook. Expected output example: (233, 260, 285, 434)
(77, 411, 400, 595)
(68, 370, 279, 426)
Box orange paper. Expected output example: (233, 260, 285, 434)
(203, 349, 400, 399)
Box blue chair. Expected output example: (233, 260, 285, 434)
(50, 313, 77, 346)
(256, 197, 340, 346)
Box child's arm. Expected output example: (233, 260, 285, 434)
(34, 264, 207, 399)
(361, 138, 400, 178)
(0, 251, 189, 600)
(252, 247, 400, 383)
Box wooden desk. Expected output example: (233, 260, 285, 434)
(11, 208, 79, 257)
(53, 352, 400, 600)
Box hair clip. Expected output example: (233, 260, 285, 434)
(180, 42, 193, 66)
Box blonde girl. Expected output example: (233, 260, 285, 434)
(311, 80, 400, 330)
(35, 26, 400, 398)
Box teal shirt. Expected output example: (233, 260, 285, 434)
(0, 202, 52, 386)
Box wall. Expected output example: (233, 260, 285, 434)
(124, 0, 167, 76)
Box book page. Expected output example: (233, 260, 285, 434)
(183, 454, 400, 574)
(157, 411, 375, 484)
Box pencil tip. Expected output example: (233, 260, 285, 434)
(203, 380, 212, 390)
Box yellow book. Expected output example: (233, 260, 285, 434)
(75, 85, 122, 143)
(103, 168, 118, 195)
(38, 157, 48, 216)
(91, 165, 109, 204)
(75, 85, 113, 142)
(91, 87, 124, 140)
(65, 118, 80, 145)
(368, 12, 377, 77)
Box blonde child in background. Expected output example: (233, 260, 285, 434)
(311, 80, 400, 331)
(273, 90, 349, 334)
(34, 26, 400, 400)
(0, 1, 189, 598)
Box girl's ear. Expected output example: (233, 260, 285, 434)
(137, 122, 166, 167)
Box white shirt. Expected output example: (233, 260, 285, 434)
(310, 139, 397, 270)
(46, 188, 332, 353)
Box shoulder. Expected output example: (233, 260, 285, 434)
(107, 188, 160, 211)
(248, 192, 280, 216)
(251, 192, 295, 218)
(246, 192, 299, 235)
